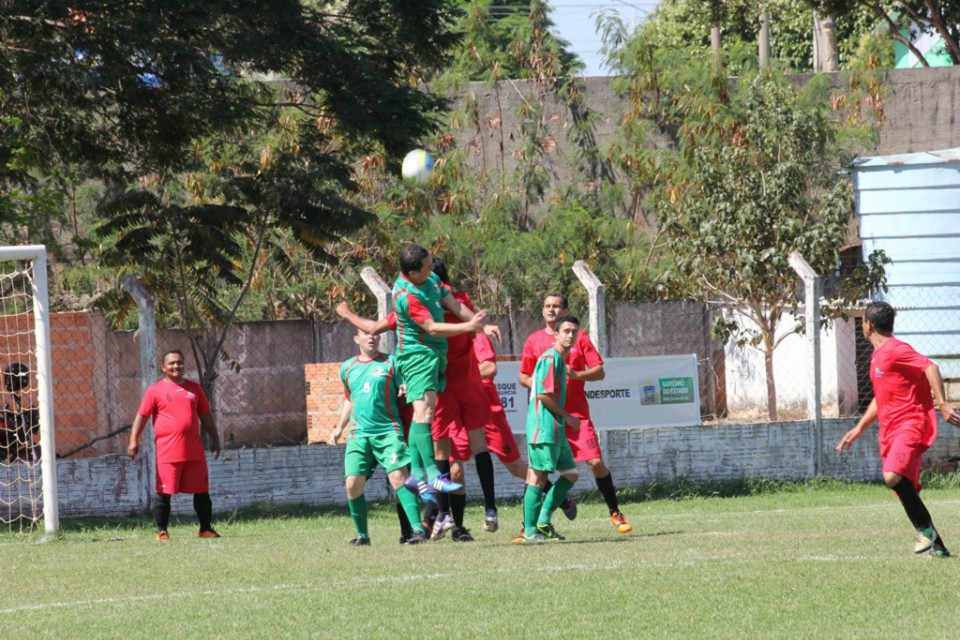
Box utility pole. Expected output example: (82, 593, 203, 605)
(759, 8, 771, 68)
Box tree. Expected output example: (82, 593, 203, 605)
(812, 1, 960, 66)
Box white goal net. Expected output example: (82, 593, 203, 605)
(0, 246, 58, 532)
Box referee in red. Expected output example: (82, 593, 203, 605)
(128, 350, 222, 541)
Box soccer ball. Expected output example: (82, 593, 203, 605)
(401, 149, 434, 186)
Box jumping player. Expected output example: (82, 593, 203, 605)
(127, 350, 221, 540)
(514, 316, 581, 543)
(328, 329, 428, 545)
(519, 294, 632, 534)
(836, 301, 960, 558)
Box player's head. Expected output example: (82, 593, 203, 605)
(353, 328, 380, 357)
(542, 294, 568, 325)
(555, 316, 579, 350)
(2, 363, 28, 393)
(431, 257, 450, 285)
(864, 301, 895, 335)
(399, 244, 433, 284)
(161, 350, 185, 382)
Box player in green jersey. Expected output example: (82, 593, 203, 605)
(328, 329, 428, 545)
(514, 317, 581, 544)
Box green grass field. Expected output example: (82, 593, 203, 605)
(4, 479, 960, 639)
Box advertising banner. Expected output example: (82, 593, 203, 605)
(493, 355, 701, 432)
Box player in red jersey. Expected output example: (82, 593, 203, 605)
(127, 350, 222, 541)
(837, 301, 960, 558)
(519, 294, 632, 534)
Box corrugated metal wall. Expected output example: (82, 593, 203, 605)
(853, 148, 960, 378)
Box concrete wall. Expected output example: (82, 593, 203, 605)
(50, 417, 960, 517)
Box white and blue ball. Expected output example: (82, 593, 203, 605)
(401, 149, 435, 186)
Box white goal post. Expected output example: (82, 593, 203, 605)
(0, 245, 58, 532)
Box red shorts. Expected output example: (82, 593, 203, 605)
(156, 459, 209, 495)
(451, 396, 521, 464)
(565, 417, 603, 463)
(881, 427, 929, 492)
(432, 380, 491, 442)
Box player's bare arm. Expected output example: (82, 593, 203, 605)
(328, 399, 353, 445)
(518, 372, 532, 389)
(836, 398, 878, 450)
(538, 393, 581, 429)
(200, 413, 221, 459)
(925, 363, 960, 427)
(568, 363, 605, 382)
(336, 302, 390, 336)
(441, 293, 502, 341)
(127, 414, 148, 458)
(478, 360, 497, 379)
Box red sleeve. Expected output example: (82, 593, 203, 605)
(473, 333, 496, 363)
(579, 334, 604, 367)
(520, 337, 538, 376)
(896, 342, 932, 375)
(386, 312, 397, 330)
(137, 385, 157, 417)
(405, 294, 433, 324)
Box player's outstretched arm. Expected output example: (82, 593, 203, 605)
(925, 363, 960, 427)
(836, 398, 877, 450)
(440, 293, 502, 341)
(336, 302, 391, 336)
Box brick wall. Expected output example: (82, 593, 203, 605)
(304, 362, 344, 445)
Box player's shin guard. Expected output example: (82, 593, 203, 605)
(539, 476, 574, 526)
(892, 477, 935, 531)
(475, 451, 496, 510)
(153, 493, 172, 531)
(193, 492, 214, 532)
(595, 472, 620, 514)
(397, 486, 425, 534)
(523, 484, 544, 537)
(348, 495, 369, 539)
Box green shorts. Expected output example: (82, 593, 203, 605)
(395, 349, 446, 402)
(528, 441, 576, 473)
(343, 433, 411, 478)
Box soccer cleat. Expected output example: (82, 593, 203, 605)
(512, 532, 546, 544)
(560, 497, 578, 521)
(536, 523, 566, 541)
(405, 476, 439, 507)
(610, 511, 633, 534)
(451, 527, 475, 542)
(406, 531, 427, 545)
(915, 528, 937, 554)
(431, 473, 463, 494)
(483, 507, 499, 533)
(430, 513, 456, 541)
(399, 535, 411, 545)
(198, 529, 221, 539)
(928, 547, 951, 559)
(350, 536, 371, 546)
(156, 530, 170, 541)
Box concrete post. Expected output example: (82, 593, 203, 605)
(122, 275, 158, 511)
(572, 261, 607, 358)
(360, 266, 396, 354)
(787, 252, 823, 475)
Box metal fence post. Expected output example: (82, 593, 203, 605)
(360, 267, 396, 354)
(122, 275, 158, 512)
(572, 260, 607, 358)
(787, 252, 823, 475)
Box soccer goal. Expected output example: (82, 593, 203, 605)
(0, 245, 58, 532)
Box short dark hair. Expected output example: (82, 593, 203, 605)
(431, 257, 450, 285)
(161, 349, 185, 363)
(557, 316, 580, 329)
(3, 363, 28, 393)
(544, 293, 568, 309)
(399, 244, 429, 275)
(865, 301, 895, 333)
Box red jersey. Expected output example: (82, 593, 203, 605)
(441, 288, 481, 385)
(473, 332, 497, 391)
(870, 337, 937, 449)
(137, 378, 210, 463)
(520, 328, 603, 419)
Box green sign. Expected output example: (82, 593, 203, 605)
(659, 377, 694, 404)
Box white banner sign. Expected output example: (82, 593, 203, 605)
(493, 354, 701, 432)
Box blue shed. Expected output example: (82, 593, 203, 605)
(852, 147, 960, 378)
